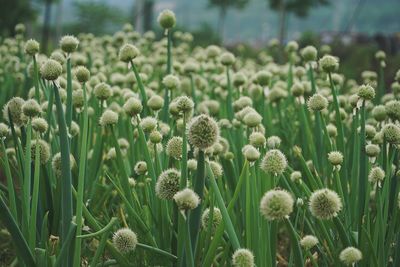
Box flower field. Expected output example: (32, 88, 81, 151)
(1, 9, 400, 267)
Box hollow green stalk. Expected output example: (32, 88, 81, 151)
(53, 81, 73, 266)
(28, 134, 41, 250)
(73, 83, 89, 267)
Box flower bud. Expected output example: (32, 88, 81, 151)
(166, 136, 183, 159)
(383, 123, 400, 144)
(31, 139, 51, 164)
(60, 35, 79, 53)
(155, 168, 180, 199)
(134, 161, 147, 175)
(75, 66, 90, 83)
(147, 95, 164, 111)
(368, 166, 385, 184)
(158, 9, 176, 29)
(256, 70, 272, 86)
(307, 93, 328, 111)
(188, 114, 219, 150)
(319, 55, 339, 72)
(242, 145, 260, 162)
(24, 39, 40, 56)
(327, 151, 343, 166)
(94, 82, 112, 100)
(99, 110, 118, 127)
(162, 74, 180, 90)
(357, 84, 375, 101)
(201, 207, 222, 231)
(173, 188, 200, 210)
(140, 117, 157, 132)
(123, 98, 142, 117)
(32, 117, 48, 134)
(220, 52, 235, 66)
(22, 99, 41, 118)
(300, 45, 317, 62)
(3, 97, 25, 126)
(119, 44, 139, 62)
(40, 59, 63, 81)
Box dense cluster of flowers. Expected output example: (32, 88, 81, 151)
(0, 13, 399, 267)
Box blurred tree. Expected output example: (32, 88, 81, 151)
(64, 1, 126, 35)
(189, 23, 221, 47)
(208, 0, 250, 43)
(0, 0, 36, 36)
(143, 0, 154, 32)
(41, 0, 57, 53)
(267, 0, 329, 43)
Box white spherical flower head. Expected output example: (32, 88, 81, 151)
(232, 248, 255, 267)
(173, 188, 200, 210)
(266, 136, 281, 149)
(187, 114, 219, 150)
(339, 247, 362, 266)
(155, 168, 180, 200)
(260, 149, 287, 176)
(319, 55, 339, 72)
(158, 9, 176, 29)
(166, 136, 183, 159)
(368, 166, 385, 185)
(99, 110, 118, 127)
(134, 161, 147, 175)
(3, 97, 25, 126)
(201, 207, 222, 231)
(242, 145, 260, 162)
(25, 39, 40, 56)
(119, 44, 140, 62)
(300, 45, 317, 62)
(112, 228, 138, 254)
(382, 123, 400, 144)
(307, 93, 328, 111)
(357, 84, 375, 101)
(260, 189, 294, 221)
(60, 35, 79, 53)
(327, 151, 343, 166)
(162, 74, 180, 90)
(40, 59, 63, 81)
(309, 189, 342, 220)
(300, 235, 319, 250)
(220, 52, 235, 66)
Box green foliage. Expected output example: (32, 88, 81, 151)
(64, 1, 127, 35)
(0, 0, 36, 36)
(268, 0, 329, 17)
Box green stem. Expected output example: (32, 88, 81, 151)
(285, 219, 304, 267)
(28, 135, 41, 250)
(22, 119, 32, 239)
(53, 81, 73, 267)
(358, 100, 367, 244)
(0, 139, 18, 221)
(66, 57, 73, 127)
(73, 83, 89, 267)
(206, 161, 241, 250)
(189, 150, 205, 252)
(32, 56, 40, 102)
(226, 66, 234, 120)
(184, 213, 195, 267)
(130, 62, 149, 115)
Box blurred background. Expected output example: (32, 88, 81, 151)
(1, 0, 400, 80)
